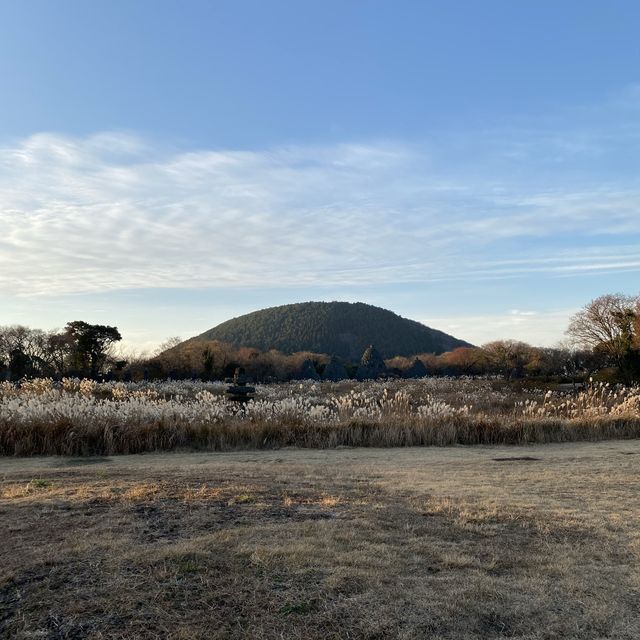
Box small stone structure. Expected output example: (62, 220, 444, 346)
(297, 359, 320, 380)
(322, 356, 348, 381)
(403, 357, 428, 379)
(225, 367, 255, 403)
(356, 344, 387, 380)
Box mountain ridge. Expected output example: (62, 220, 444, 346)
(188, 301, 472, 359)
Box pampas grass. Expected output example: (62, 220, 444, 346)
(1, 378, 639, 456)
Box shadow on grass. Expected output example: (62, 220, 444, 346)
(57, 457, 112, 466)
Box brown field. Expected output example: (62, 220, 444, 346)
(2, 442, 640, 639)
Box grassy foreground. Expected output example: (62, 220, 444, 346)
(2, 442, 640, 639)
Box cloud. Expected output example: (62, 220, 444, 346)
(421, 310, 576, 347)
(1, 132, 639, 296)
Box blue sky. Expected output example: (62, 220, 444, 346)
(1, 1, 639, 350)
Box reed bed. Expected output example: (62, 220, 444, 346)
(1, 378, 640, 456)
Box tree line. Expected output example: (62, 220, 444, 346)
(2, 293, 639, 383)
(0, 321, 122, 381)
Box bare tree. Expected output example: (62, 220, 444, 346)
(0, 325, 71, 379)
(481, 340, 534, 378)
(566, 294, 639, 367)
(153, 336, 183, 357)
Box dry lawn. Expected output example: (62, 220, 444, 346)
(1, 442, 640, 639)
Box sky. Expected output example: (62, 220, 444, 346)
(1, 0, 639, 352)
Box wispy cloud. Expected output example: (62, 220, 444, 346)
(421, 309, 576, 347)
(1, 131, 639, 296)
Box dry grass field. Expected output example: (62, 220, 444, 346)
(3, 378, 640, 455)
(2, 442, 640, 639)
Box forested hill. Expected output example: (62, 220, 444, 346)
(190, 302, 472, 359)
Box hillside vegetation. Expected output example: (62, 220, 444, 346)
(191, 301, 470, 359)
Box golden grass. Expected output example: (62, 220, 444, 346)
(3, 378, 640, 456)
(4, 412, 640, 456)
(2, 442, 640, 638)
